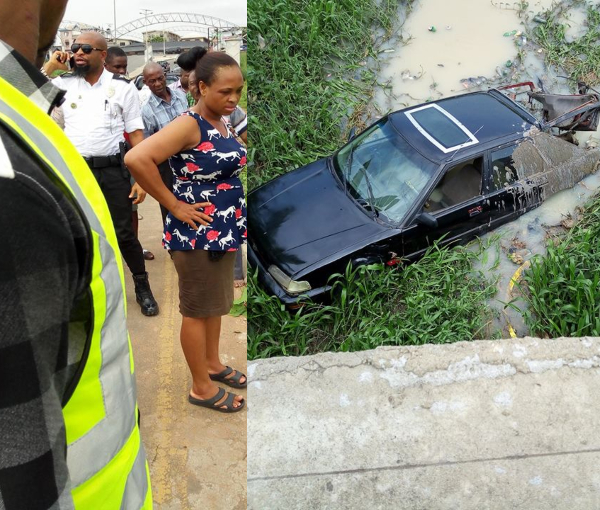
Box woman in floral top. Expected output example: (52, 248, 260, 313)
(125, 50, 246, 413)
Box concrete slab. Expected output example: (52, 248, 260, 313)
(248, 337, 600, 509)
(126, 196, 247, 509)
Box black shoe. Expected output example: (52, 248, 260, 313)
(132, 272, 159, 316)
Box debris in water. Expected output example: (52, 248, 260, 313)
(560, 217, 575, 229)
(401, 70, 420, 81)
(509, 249, 531, 265)
(382, 49, 395, 53)
(505, 60, 513, 68)
(533, 15, 547, 23)
(437, 64, 444, 67)
(428, 26, 436, 32)
(445, 25, 452, 30)
(504, 30, 517, 37)
(460, 76, 488, 89)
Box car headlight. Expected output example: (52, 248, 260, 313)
(267, 265, 312, 295)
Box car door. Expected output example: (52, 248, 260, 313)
(400, 155, 491, 260)
(482, 140, 544, 234)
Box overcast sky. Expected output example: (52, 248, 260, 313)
(63, 0, 247, 35)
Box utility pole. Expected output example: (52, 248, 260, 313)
(140, 9, 152, 45)
(113, 0, 117, 43)
(140, 9, 153, 62)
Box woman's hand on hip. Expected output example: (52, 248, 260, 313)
(172, 201, 214, 230)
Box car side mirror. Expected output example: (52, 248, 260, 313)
(415, 211, 438, 228)
(348, 127, 356, 141)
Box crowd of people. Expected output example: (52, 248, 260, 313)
(0, 0, 246, 505)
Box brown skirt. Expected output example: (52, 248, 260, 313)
(170, 250, 236, 318)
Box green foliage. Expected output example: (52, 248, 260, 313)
(518, 192, 600, 337)
(248, 240, 498, 359)
(247, 0, 402, 190)
(532, 2, 600, 86)
(229, 287, 247, 318)
(239, 51, 247, 111)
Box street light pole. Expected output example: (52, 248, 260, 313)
(113, 0, 117, 43)
(140, 9, 153, 62)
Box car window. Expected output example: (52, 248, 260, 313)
(334, 118, 438, 224)
(424, 157, 483, 212)
(488, 140, 545, 191)
(490, 145, 519, 191)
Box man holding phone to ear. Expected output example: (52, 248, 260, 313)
(42, 49, 72, 77)
(53, 32, 160, 316)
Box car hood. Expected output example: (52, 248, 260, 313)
(249, 158, 388, 277)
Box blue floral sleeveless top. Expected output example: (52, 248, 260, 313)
(163, 111, 247, 251)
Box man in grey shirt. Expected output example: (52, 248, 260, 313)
(141, 61, 188, 223)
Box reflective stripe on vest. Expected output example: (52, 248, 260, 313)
(0, 77, 151, 509)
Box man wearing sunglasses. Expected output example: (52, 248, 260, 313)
(53, 32, 160, 317)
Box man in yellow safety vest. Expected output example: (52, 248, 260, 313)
(0, 0, 152, 508)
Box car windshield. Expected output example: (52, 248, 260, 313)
(334, 118, 438, 224)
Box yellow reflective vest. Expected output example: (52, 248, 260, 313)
(0, 77, 152, 508)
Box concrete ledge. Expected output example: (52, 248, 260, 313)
(248, 337, 600, 509)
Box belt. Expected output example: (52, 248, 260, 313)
(84, 154, 121, 169)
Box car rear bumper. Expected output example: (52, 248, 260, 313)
(247, 242, 331, 305)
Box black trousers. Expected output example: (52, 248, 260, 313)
(90, 163, 146, 275)
(158, 160, 173, 226)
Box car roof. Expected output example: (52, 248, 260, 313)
(389, 90, 539, 165)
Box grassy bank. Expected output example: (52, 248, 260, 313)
(518, 192, 600, 337)
(248, 240, 498, 359)
(248, 0, 404, 190)
(532, 1, 600, 86)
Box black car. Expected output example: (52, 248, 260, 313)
(165, 46, 182, 54)
(134, 75, 144, 90)
(165, 72, 179, 87)
(248, 88, 600, 304)
(157, 60, 171, 72)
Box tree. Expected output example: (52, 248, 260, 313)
(149, 35, 164, 42)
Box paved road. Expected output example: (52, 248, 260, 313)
(126, 196, 247, 509)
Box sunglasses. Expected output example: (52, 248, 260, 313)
(71, 44, 103, 54)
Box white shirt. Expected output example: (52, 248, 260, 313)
(53, 69, 144, 157)
(138, 85, 151, 107)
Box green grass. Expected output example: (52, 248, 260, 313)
(532, 1, 600, 86)
(517, 192, 600, 337)
(239, 51, 247, 110)
(248, 239, 498, 359)
(248, 0, 405, 190)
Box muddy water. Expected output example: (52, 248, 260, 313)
(371, 0, 600, 338)
(475, 170, 600, 338)
(375, 0, 555, 109)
